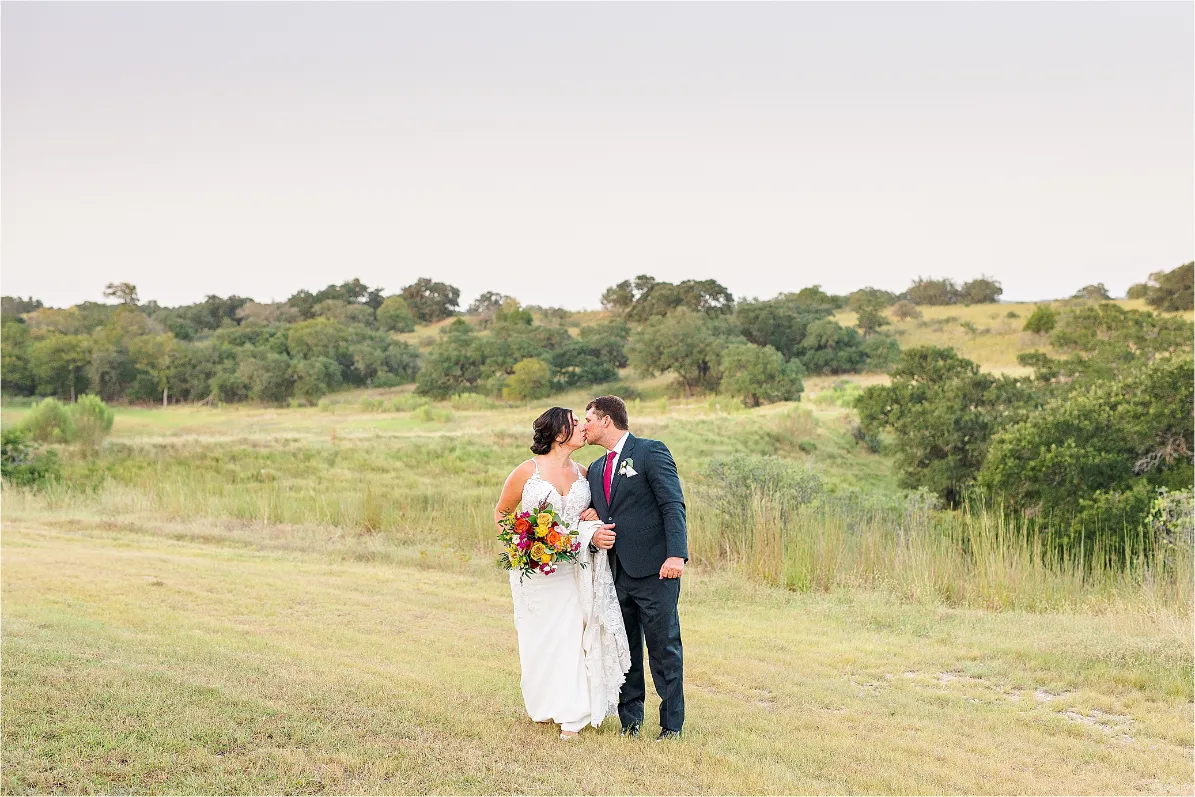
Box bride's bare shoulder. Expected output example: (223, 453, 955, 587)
(506, 459, 537, 484)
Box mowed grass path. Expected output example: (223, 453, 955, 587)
(2, 516, 1191, 795)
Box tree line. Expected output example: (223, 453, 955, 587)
(3, 263, 1190, 411)
(412, 279, 904, 403)
(0, 278, 460, 406)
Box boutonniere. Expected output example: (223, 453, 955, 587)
(618, 458, 638, 478)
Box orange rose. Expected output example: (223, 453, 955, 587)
(514, 518, 532, 534)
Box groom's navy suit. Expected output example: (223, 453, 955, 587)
(588, 433, 687, 732)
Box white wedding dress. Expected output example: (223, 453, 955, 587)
(510, 461, 631, 732)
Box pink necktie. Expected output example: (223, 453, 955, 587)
(603, 450, 617, 504)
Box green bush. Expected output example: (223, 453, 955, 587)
(890, 300, 922, 321)
(1, 427, 60, 487)
(703, 454, 824, 517)
(21, 397, 73, 443)
(1149, 487, 1194, 548)
(70, 394, 115, 448)
(502, 358, 551, 402)
(390, 394, 431, 412)
(1023, 305, 1057, 335)
(376, 295, 416, 332)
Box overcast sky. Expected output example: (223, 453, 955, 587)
(3, 1, 1192, 311)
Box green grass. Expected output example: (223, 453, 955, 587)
(3, 516, 1191, 794)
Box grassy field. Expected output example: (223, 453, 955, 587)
(3, 513, 1191, 794)
(3, 299, 1193, 793)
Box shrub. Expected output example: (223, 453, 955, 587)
(1073, 283, 1111, 301)
(502, 358, 552, 402)
(959, 276, 1003, 305)
(1, 427, 61, 487)
(1022, 305, 1057, 335)
(21, 397, 73, 443)
(390, 394, 431, 412)
(1149, 487, 1194, 548)
(861, 335, 900, 371)
(703, 454, 824, 517)
(376, 295, 416, 332)
(890, 300, 922, 321)
(906, 277, 960, 306)
(70, 394, 115, 448)
(1005, 311, 1020, 319)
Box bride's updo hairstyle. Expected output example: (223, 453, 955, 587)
(531, 407, 576, 455)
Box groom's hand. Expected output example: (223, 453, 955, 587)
(592, 524, 616, 549)
(659, 557, 685, 579)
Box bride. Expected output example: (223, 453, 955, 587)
(494, 407, 631, 739)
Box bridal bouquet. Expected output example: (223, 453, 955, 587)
(498, 499, 583, 580)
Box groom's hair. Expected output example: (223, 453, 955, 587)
(586, 396, 629, 430)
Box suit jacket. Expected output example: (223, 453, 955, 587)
(588, 434, 688, 579)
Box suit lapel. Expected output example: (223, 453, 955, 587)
(607, 434, 638, 508)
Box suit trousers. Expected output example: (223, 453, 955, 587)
(613, 555, 685, 732)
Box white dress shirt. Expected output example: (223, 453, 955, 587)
(605, 431, 630, 476)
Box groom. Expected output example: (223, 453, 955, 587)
(583, 395, 687, 740)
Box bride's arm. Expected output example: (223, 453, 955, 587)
(494, 461, 535, 527)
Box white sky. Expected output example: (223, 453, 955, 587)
(2, 1, 1192, 310)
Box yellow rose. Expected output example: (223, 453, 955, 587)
(530, 542, 547, 562)
(535, 524, 549, 538)
(537, 513, 553, 527)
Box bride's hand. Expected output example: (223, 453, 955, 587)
(579, 508, 599, 522)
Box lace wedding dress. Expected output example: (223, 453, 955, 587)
(511, 461, 631, 732)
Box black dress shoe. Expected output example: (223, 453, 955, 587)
(655, 728, 681, 741)
(620, 722, 641, 737)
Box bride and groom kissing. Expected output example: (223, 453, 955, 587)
(494, 395, 687, 740)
